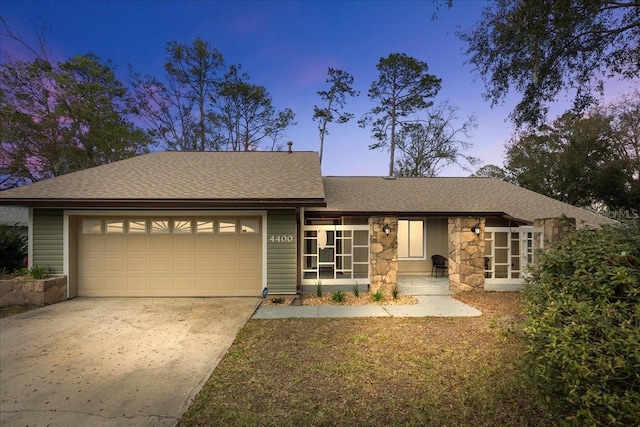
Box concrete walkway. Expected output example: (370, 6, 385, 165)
(253, 276, 481, 319)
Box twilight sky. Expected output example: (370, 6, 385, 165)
(0, 0, 630, 177)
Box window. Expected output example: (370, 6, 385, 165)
(397, 219, 424, 259)
(196, 220, 215, 233)
(150, 220, 170, 234)
(173, 219, 192, 233)
(82, 219, 102, 234)
(105, 220, 125, 233)
(128, 220, 147, 234)
(240, 218, 259, 233)
(218, 220, 236, 233)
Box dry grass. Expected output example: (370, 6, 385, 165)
(179, 292, 551, 427)
(0, 304, 38, 318)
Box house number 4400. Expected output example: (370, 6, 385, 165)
(269, 234, 294, 243)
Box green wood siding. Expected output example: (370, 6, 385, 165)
(267, 210, 297, 294)
(33, 209, 64, 274)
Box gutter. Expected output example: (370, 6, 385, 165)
(0, 198, 327, 209)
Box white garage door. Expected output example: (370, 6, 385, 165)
(78, 216, 262, 297)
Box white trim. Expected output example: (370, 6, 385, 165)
(63, 212, 69, 298)
(65, 209, 264, 216)
(300, 224, 370, 285)
(261, 213, 268, 292)
(27, 208, 33, 269)
(484, 226, 542, 285)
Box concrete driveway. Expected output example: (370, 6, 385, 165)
(0, 297, 260, 427)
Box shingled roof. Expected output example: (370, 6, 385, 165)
(308, 176, 613, 228)
(0, 151, 326, 208)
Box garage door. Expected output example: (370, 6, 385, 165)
(78, 216, 262, 297)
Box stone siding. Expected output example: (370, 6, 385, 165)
(533, 217, 577, 250)
(448, 217, 485, 292)
(0, 276, 67, 307)
(369, 216, 398, 294)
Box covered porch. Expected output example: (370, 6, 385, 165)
(300, 216, 546, 293)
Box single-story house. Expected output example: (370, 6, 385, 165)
(0, 151, 613, 298)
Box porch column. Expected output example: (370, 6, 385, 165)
(533, 217, 576, 250)
(448, 217, 485, 292)
(369, 216, 398, 294)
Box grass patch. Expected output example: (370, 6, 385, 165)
(0, 304, 38, 318)
(179, 292, 550, 427)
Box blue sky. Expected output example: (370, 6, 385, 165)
(1, 0, 620, 177)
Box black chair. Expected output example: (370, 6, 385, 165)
(431, 255, 448, 278)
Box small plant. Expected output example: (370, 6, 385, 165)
(0, 226, 27, 273)
(391, 284, 400, 300)
(370, 289, 385, 302)
(271, 297, 285, 304)
(351, 283, 360, 298)
(330, 289, 346, 303)
(28, 265, 50, 279)
(315, 280, 323, 297)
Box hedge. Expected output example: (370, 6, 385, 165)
(522, 222, 639, 426)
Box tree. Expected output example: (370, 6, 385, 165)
(459, 0, 640, 127)
(130, 38, 224, 151)
(394, 103, 478, 177)
(212, 65, 295, 151)
(505, 97, 640, 210)
(312, 67, 358, 164)
(470, 164, 509, 180)
(0, 53, 151, 189)
(359, 53, 441, 176)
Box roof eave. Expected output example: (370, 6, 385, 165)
(305, 210, 509, 218)
(0, 198, 327, 209)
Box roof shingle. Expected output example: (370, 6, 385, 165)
(0, 151, 325, 205)
(309, 176, 613, 227)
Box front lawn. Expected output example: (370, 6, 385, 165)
(179, 293, 551, 426)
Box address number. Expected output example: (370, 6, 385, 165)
(269, 234, 294, 243)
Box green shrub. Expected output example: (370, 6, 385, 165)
(0, 226, 27, 273)
(315, 280, 323, 297)
(270, 297, 285, 304)
(330, 289, 346, 303)
(28, 265, 50, 279)
(391, 284, 400, 300)
(351, 283, 360, 298)
(521, 222, 640, 426)
(370, 289, 385, 302)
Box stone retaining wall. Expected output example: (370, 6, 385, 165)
(0, 276, 67, 307)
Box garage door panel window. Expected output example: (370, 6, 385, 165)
(219, 220, 237, 233)
(128, 220, 147, 233)
(173, 220, 192, 233)
(241, 218, 259, 233)
(151, 220, 170, 234)
(105, 220, 125, 233)
(82, 219, 102, 234)
(196, 220, 215, 233)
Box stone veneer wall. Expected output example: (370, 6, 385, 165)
(0, 276, 67, 307)
(369, 216, 398, 294)
(448, 217, 485, 292)
(533, 217, 577, 250)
